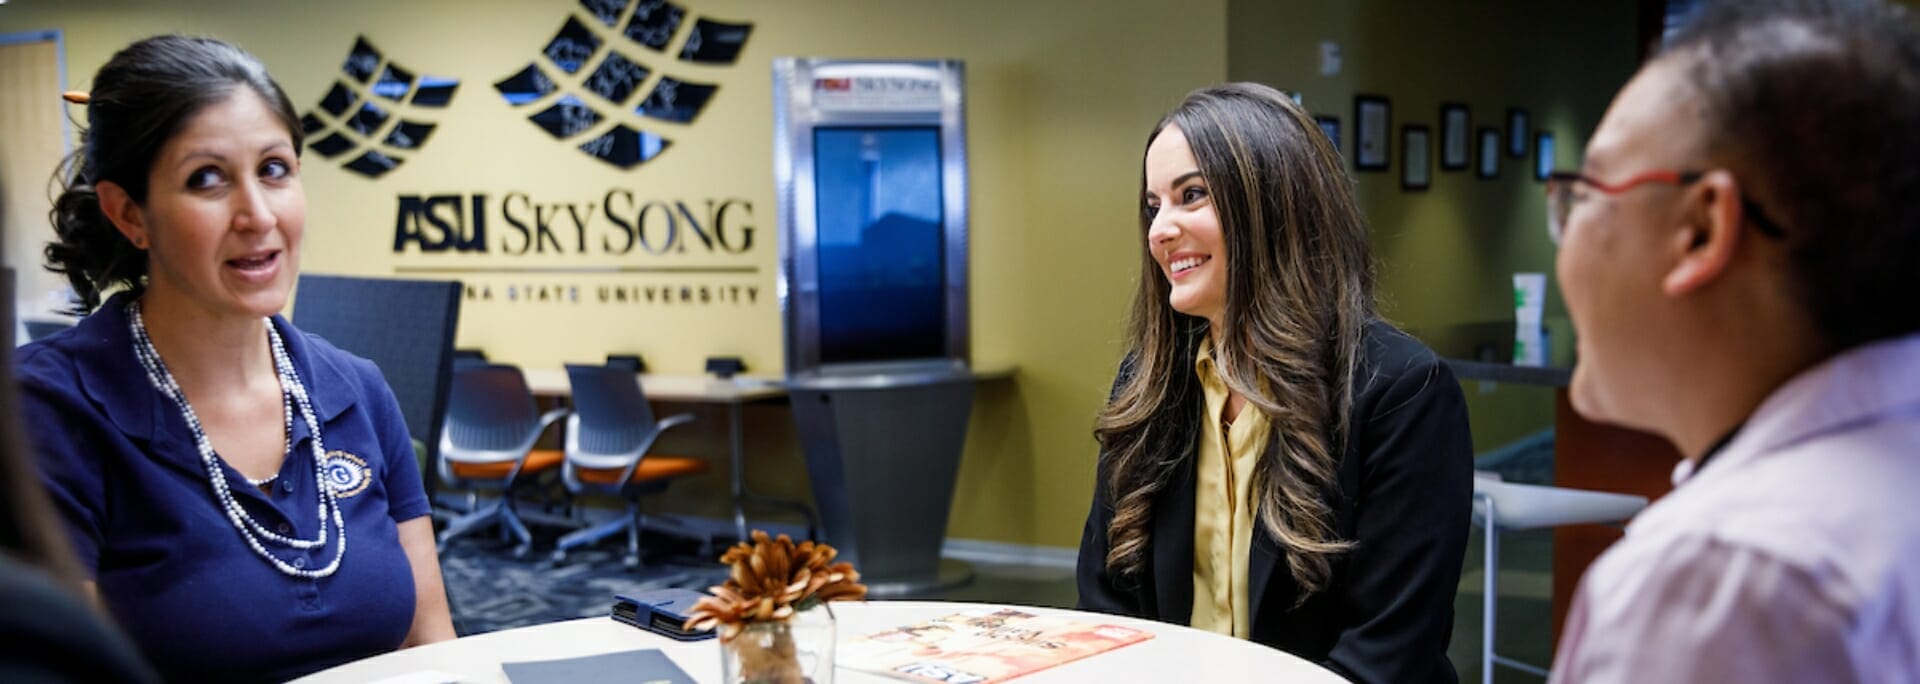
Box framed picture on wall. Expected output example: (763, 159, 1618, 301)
(1507, 108, 1530, 157)
(1315, 115, 1342, 153)
(1478, 127, 1501, 179)
(1535, 131, 1555, 181)
(1354, 95, 1391, 171)
(1402, 125, 1432, 191)
(1440, 103, 1469, 171)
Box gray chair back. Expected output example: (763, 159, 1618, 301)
(564, 363, 660, 456)
(292, 274, 461, 464)
(443, 364, 546, 454)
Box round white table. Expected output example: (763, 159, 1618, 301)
(293, 600, 1346, 683)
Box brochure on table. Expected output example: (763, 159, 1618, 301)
(839, 608, 1154, 683)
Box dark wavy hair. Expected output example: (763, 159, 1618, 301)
(1096, 83, 1376, 599)
(45, 35, 302, 313)
(1661, 0, 1920, 350)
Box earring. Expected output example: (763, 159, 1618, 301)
(130, 237, 148, 249)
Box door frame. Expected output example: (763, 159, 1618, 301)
(0, 29, 70, 150)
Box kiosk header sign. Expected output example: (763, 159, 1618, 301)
(811, 68, 948, 113)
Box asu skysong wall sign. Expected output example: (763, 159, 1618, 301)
(299, 0, 761, 310)
(389, 190, 761, 306)
(391, 192, 752, 256)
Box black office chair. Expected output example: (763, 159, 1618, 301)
(453, 348, 491, 368)
(291, 274, 462, 500)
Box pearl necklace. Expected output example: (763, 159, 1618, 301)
(127, 301, 346, 579)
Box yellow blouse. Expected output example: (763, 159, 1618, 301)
(1190, 340, 1268, 639)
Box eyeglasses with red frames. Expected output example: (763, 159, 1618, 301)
(1543, 169, 1788, 245)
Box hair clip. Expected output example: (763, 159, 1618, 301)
(62, 91, 89, 104)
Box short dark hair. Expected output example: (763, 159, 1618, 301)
(44, 35, 303, 313)
(1660, 0, 1920, 351)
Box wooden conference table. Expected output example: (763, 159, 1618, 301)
(517, 370, 803, 543)
(293, 601, 1347, 683)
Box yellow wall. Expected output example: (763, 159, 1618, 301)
(1228, 1, 1641, 452)
(0, 0, 1227, 549)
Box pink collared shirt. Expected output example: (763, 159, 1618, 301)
(1551, 333, 1920, 683)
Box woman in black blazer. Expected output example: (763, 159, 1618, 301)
(1077, 83, 1473, 683)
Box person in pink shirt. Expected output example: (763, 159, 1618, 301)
(1546, 0, 1920, 681)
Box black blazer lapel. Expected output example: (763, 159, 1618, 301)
(1247, 522, 1284, 633)
(1152, 452, 1197, 624)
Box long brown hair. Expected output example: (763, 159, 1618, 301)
(1098, 83, 1376, 598)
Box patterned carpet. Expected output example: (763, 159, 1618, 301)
(440, 533, 729, 636)
(439, 430, 1563, 680)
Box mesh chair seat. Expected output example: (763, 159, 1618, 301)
(575, 455, 708, 486)
(448, 449, 565, 480)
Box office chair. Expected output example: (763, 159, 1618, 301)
(436, 364, 568, 557)
(452, 348, 491, 368)
(551, 363, 709, 568)
(292, 274, 461, 501)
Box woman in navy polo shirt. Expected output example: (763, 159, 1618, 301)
(16, 35, 455, 681)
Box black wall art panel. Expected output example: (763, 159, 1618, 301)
(490, 2, 753, 169)
(301, 36, 460, 178)
(304, 2, 751, 178)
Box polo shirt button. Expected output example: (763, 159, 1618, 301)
(277, 523, 291, 534)
(293, 557, 306, 569)
(281, 480, 294, 494)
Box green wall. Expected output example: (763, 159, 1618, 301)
(1228, 1, 1642, 453)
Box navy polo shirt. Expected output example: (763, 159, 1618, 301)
(16, 293, 433, 683)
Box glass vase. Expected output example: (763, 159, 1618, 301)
(721, 604, 836, 684)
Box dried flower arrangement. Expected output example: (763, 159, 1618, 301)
(685, 531, 868, 683)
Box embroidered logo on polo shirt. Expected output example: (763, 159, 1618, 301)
(322, 451, 373, 498)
